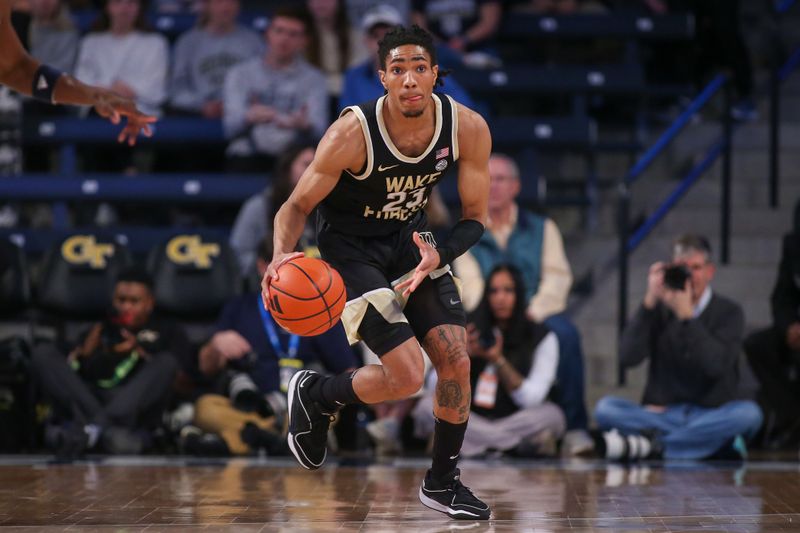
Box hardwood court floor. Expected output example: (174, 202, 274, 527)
(1, 456, 799, 532)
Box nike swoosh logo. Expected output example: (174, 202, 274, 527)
(378, 163, 400, 172)
(449, 454, 459, 460)
(449, 298, 460, 305)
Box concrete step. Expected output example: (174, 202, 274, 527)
(630, 174, 800, 210)
(585, 190, 795, 237)
(653, 205, 791, 236)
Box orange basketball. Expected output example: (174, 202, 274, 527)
(267, 257, 347, 336)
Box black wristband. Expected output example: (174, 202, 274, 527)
(436, 218, 485, 268)
(32, 64, 64, 104)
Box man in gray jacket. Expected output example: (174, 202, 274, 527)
(593, 234, 762, 460)
(223, 5, 328, 173)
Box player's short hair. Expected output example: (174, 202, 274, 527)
(377, 25, 447, 87)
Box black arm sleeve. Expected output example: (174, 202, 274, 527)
(436, 218, 485, 268)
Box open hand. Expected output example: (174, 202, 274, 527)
(91, 87, 156, 146)
(395, 232, 441, 298)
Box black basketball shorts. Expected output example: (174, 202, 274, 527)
(317, 217, 465, 356)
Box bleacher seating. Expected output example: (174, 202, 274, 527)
(497, 13, 694, 41)
(455, 63, 646, 97)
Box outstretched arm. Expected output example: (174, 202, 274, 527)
(0, 0, 154, 144)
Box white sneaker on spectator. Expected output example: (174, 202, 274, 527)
(366, 418, 402, 456)
(561, 428, 595, 457)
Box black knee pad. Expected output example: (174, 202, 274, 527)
(405, 275, 465, 341)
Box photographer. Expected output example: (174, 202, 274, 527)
(189, 236, 360, 456)
(592, 234, 762, 460)
(32, 267, 182, 457)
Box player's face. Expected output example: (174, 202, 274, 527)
(488, 270, 516, 322)
(488, 157, 521, 212)
(266, 16, 308, 64)
(379, 45, 438, 118)
(112, 282, 154, 329)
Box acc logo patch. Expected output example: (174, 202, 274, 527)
(166, 235, 220, 269)
(61, 235, 114, 269)
(435, 159, 448, 172)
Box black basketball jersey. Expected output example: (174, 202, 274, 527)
(318, 93, 459, 236)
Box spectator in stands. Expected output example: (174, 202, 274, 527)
(345, 0, 410, 28)
(27, 0, 79, 74)
(151, 0, 201, 13)
(411, 0, 502, 69)
(75, 0, 169, 118)
(744, 201, 800, 449)
(169, 0, 262, 118)
(305, 0, 367, 116)
(223, 5, 328, 173)
(186, 236, 360, 456)
(509, 0, 608, 15)
(452, 153, 591, 455)
(338, 4, 475, 110)
(593, 234, 763, 460)
(230, 142, 317, 282)
(32, 267, 184, 458)
(413, 264, 565, 457)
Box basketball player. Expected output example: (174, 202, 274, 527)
(0, 0, 154, 144)
(263, 26, 492, 520)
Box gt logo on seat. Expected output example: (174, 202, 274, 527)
(61, 235, 114, 269)
(166, 235, 220, 269)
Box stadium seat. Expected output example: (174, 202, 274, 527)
(36, 234, 132, 319)
(146, 234, 241, 320)
(0, 239, 30, 318)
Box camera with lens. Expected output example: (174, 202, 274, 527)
(226, 351, 272, 417)
(663, 264, 690, 290)
(228, 350, 258, 372)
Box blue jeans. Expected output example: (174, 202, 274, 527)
(594, 396, 763, 459)
(544, 313, 589, 431)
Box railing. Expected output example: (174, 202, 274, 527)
(768, 0, 798, 207)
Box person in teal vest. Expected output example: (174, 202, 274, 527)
(453, 152, 591, 455)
